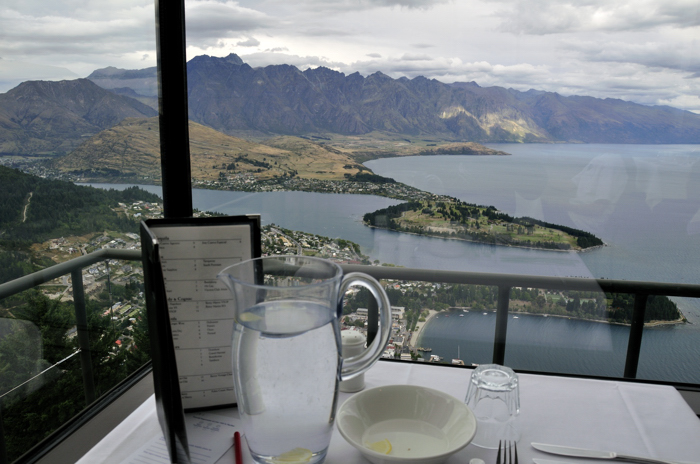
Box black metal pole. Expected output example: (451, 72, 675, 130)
(624, 293, 648, 378)
(155, 0, 193, 218)
(492, 286, 511, 365)
(72, 270, 96, 405)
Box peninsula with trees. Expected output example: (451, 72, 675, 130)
(363, 198, 603, 251)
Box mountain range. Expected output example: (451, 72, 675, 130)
(88, 53, 700, 144)
(2, 53, 700, 158)
(0, 79, 156, 156)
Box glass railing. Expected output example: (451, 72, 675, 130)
(2, 251, 700, 463)
(341, 264, 700, 385)
(0, 249, 145, 464)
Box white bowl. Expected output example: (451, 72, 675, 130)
(337, 385, 477, 464)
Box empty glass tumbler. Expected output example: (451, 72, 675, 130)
(464, 364, 520, 449)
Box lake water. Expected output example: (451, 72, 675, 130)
(367, 144, 700, 383)
(87, 143, 700, 383)
(366, 144, 700, 285)
(415, 311, 700, 383)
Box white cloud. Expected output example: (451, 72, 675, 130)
(658, 94, 700, 110)
(185, 1, 274, 45)
(489, 0, 700, 35)
(0, 2, 156, 75)
(237, 37, 261, 47)
(238, 0, 451, 14)
(400, 53, 433, 61)
(1, 0, 698, 112)
(0, 58, 79, 92)
(236, 51, 347, 70)
(564, 39, 700, 74)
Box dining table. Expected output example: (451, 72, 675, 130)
(77, 360, 700, 463)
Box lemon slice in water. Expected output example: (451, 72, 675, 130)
(239, 312, 263, 322)
(366, 438, 392, 454)
(271, 447, 313, 463)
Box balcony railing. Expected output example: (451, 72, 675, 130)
(341, 264, 700, 381)
(0, 249, 142, 464)
(2, 250, 700, 463)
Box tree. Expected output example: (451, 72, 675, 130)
(534, 295, 546, 309)
(12, 291, 74, 364)
(125, 308, 151, 372)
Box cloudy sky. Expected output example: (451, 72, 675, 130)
(1, 0, 699, 112)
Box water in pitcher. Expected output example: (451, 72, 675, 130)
(232, 299, 341, 464)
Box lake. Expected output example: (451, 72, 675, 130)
(86, 143, 700, 383)
(367, 143, 700, 383)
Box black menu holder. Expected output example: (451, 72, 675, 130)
(140, 215, 261, 463)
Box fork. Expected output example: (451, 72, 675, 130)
(496, 440, 518, 464)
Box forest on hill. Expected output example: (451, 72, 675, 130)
(0, 167, 160, 461)
(0, 166, 160, 284)
(363, 198, 604, 251)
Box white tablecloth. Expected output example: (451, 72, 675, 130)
(78, 361, 700, 463)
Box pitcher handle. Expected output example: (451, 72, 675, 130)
(338, 272, 392, 381)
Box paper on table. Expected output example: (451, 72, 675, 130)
(121, 412, 239, 464)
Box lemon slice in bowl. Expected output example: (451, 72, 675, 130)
(271, 447, 313, 463)
(366, 438, 392, 454)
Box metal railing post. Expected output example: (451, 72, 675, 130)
(624, 293, 648, 379)
(71, 269, 96, 405)
(492, 285, 511, 365)
(155, 0, 193, 218)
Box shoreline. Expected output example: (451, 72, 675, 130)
(409, 309, 439, 348)
(511, 310, 686, 327)
(411, 308, 686, 349)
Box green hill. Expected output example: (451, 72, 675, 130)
(0, 166, 160, 245)
(363, 198, 603, 251)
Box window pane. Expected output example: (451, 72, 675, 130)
(2, 3, 700, 461)
(175, 0, 700, 385)
(0, 1, 158, 460)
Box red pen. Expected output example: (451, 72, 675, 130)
(234, 431, 243, 464)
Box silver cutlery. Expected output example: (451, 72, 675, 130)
(531, 442, 696, 464)
(533, 459, 583, 464)
(497, 440, 519, 464)
(533, 459, 699, 464)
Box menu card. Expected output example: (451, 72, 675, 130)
(140, 216, 260, 463)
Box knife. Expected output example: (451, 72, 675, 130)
(531, 443, 694, 464)
(532, 458, 698, 464)
(533, 460, 584, 464)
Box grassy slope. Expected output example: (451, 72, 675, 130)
(53, 117, 365, 182)
(52, 119, 508, 183)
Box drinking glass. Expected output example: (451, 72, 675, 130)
(464, 364, 520, 449)
(218, 256, 392, 464)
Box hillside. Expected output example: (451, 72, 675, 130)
(87, 53, 700, 143)
(4, 53, 699, 161)
(0, 79, 157, 156)
(0, 165, 160, 248)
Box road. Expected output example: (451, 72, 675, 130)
(22, 192, 33, 222)
(270, 227, 303, 255)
